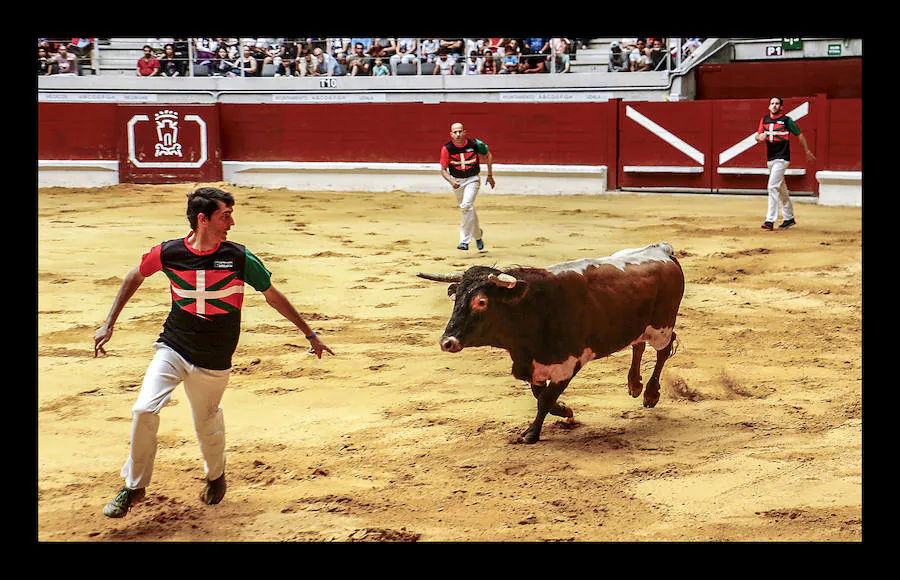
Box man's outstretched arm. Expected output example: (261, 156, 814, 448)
(94, 265, 146, 357)
(262, 284, 335, 359)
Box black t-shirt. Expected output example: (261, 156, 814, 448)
(140, 237, 272, 370)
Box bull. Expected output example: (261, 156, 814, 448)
(417, 242, 684, 444)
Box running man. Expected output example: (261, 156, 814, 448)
(756, 96, 816, 230)
(440, 122, 495, 250)
(94, 186, 333, 518)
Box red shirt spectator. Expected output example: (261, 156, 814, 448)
(137, 45, 160, 76)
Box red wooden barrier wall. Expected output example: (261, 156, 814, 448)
(37, 97, 860, 192)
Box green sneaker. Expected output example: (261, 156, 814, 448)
(201, 473, 227, 505)
(103, 485, 146, 518)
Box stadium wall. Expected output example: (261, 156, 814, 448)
(37, 96, 861, 198)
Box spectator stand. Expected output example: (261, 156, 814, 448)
(59, 38, 596, 77)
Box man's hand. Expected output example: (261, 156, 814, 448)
(486, 175, 495, 188)
(94, 323, 113, 357)
(308, 334, 335, 359)
(806, 150, 816, 162)
(451, 179, 460, 189)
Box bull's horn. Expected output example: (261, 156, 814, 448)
(488, 273, 518, 288)
(417, 272, 463, 282)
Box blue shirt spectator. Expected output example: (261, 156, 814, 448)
(350, 38, 374, 53)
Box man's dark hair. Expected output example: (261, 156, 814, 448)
(187, 187, 234, 229)
(771, 96, 784, 105)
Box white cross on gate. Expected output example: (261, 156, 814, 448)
(764, 123, 789, 142)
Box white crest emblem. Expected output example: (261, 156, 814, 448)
(154, 109, 183, 157)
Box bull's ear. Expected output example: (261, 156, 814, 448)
(500, 280, 529, 303)
(447, 283, 458, 300)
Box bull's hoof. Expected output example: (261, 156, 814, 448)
(643, 393, 660, 408)
(551, 401, 574, 418)
(628, 381, 644, 398)
(511, 428, 541, 444)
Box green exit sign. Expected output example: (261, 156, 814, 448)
(782, 38, 803, 50)
(827, 44, 842, 56)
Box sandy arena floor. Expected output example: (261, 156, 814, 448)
(37, 183, 862, 542)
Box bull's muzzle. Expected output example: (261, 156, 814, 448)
(440, 336, 462, 353)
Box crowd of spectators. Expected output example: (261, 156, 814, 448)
(607, 37, 705, 72)
(38, 38, 96, 75)
(39, 37, 705, 77)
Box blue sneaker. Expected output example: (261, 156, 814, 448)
(476, 230, 484, 250)
(457, 243, 468, 250)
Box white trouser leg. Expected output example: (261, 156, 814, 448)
(183, 364, 229, 481)
(766, 159, 793, 222)
(120, 344, 229, 489)
(455, 177, 481, 244)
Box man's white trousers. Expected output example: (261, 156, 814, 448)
(120, 343, 230, 489)
(455, 176, 482, 245)
(766, 159, 794, 223)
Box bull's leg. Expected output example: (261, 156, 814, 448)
(628, 342, 645, 398)
(644, 332, 675, 408)
(530, 382, 574, 419)
(520, 378, 573, 444)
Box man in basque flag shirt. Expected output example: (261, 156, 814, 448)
(94, 186, 333, 518)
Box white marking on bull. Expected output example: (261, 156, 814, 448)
(532, 348, 596, 383)
(547, 243, 675, 275)
(631, 325, 674, 350)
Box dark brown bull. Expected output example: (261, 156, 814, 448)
(418, 242, 684, 444)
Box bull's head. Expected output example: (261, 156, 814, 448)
(417, 266, 530, 353)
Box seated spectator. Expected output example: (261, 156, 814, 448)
(310, 50, 330, 76)
(350, 38, 374, 54)
(210, 46, 240, 77)
(68, 37, 95, 70)
(370, 38, 396, 59)
(648, 38, 668, 70)
(48, 43, 79, 75)
(439, 38, 464, 58)
(312, 47, 338, 75)
(523, 37, 550, 59)
(38, 46, 53, 75)
(372, 57, 390, 76)
(260, 41, 286, 70)
(296, 48, 315, 77)
(194, 38, 217, 66)
(216, 38, 239, 59)
(500, 46, 519, 74)
(551, 51, 571, 73)
(390, 38, 418, 75)
(347, 43, 371, 76)
(239, 45, 258, 76)
(630, 39, 651, 71)
(275, 41, 298, 76)
(479, 48, 498, 74)
(420, 38, 440, 63)
(522, 49, 547, 74)
(333, 53, 348, 76)
(432, 50, 456, 75)
(607, 41, 629, 72)
(136, 45, 160, 77)
(159, 43, 186, 77)
(173, 37, 191, 61)
(463, 51, 481, 75)
(330, 38, 351, 57)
